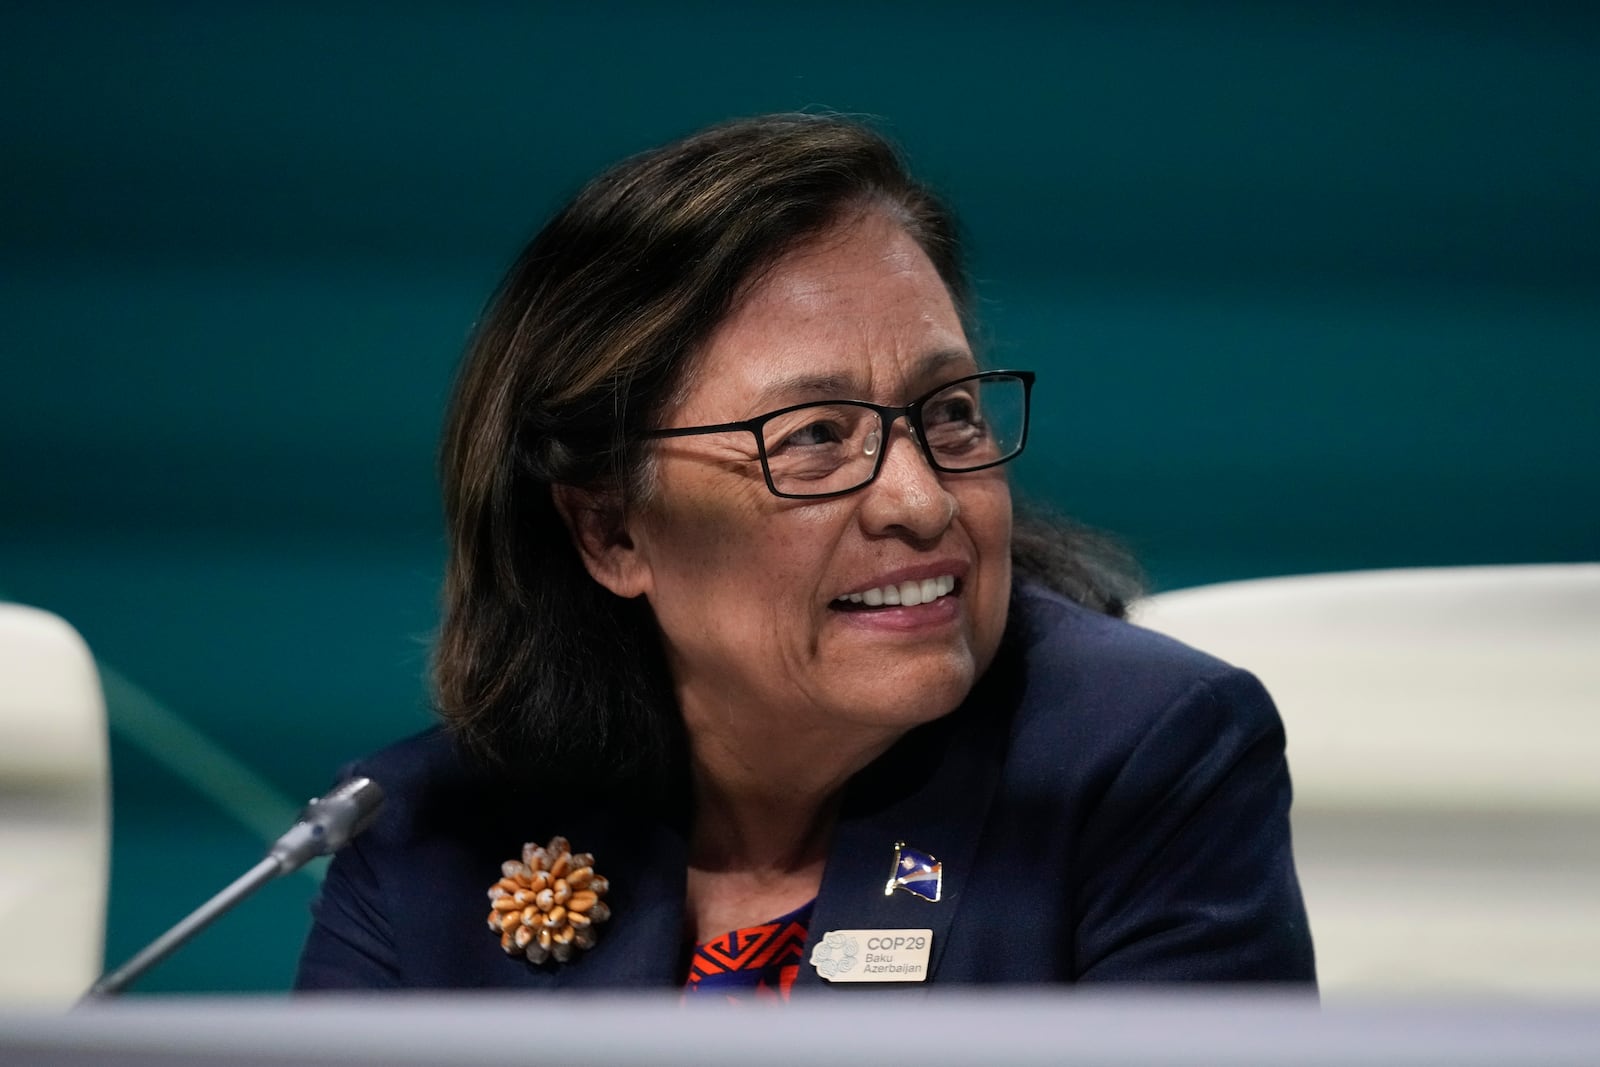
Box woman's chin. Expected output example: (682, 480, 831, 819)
(821, 655, 976, 733)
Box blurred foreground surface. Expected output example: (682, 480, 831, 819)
(6, 993, 1600, 1066)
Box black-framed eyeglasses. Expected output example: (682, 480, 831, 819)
(642, 370, 1035, 500)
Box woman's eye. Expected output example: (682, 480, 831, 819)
(776, 419, 846, 450)
(926, 396, 977, 426)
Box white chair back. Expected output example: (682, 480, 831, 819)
(1134, 564, 1600, 998)
(0, 603, 110, 1006)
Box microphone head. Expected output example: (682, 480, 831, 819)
(268, 776, 386, 872)
(308, 776, 386, 853)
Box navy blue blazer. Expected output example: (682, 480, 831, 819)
(296, 585, 1315, 990)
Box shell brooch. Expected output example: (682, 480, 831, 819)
(486, 836, 611, 964)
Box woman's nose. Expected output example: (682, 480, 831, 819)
(856, 423, 957, 541)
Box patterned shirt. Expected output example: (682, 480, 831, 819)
(684, 900, 814, 1002)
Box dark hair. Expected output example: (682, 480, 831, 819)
(435, 113, 1140, 786)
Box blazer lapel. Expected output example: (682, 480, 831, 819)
(793, 649, 1020, 992)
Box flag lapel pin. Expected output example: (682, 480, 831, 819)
(884, 841, 942, 902)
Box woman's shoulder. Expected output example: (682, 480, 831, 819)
(328, 726, 501, 847)
(341, 723, 461, 779)
(325, 726, 645, 871)
(1004, 582, 1283, 759)
(337, 724, 466, 792)
(996, 587, 1314, 985)
(1012, 581, 1249, 685)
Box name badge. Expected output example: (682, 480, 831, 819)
(809, 929, 932, 982)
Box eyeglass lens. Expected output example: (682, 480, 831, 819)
(760, 374, 1028, 497)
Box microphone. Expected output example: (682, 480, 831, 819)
(266, 776, 386, 875)
(87, 777, 385, 998)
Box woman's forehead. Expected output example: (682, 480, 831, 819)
(676, 216, 973, 417)
(681, 337, 978, 421)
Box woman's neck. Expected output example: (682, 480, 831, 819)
(688, 755, 841, 875)
(683, 706, 898, 869)
(680, 703, 903, 940)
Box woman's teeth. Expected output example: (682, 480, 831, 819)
(835, 574, 957, 608)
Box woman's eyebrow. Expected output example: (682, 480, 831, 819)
(750, 351, 976, 411)
(750, 373, 858, 410)
(911, 349, 978, 381)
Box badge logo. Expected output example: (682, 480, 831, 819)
(884, 841, 942, 902)
(808, 930, 859, 978)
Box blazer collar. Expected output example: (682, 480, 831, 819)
(792, 643, 1021, 991)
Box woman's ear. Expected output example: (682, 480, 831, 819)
(551, 484, 652, 599)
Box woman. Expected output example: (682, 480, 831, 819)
(296, 114, 1314, 995)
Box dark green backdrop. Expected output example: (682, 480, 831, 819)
(3, 3, 1596, 993)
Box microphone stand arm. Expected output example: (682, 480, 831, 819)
(88, 855, 283, 998)
(84, 776, 383, 999)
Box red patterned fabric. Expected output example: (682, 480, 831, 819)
(683, 900, 814, 1002)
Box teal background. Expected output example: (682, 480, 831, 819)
(2, 4, 1596, 993)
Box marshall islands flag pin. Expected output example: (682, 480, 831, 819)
(885, 841, 942, 902)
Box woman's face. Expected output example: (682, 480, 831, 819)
(607, 209, 1012, 744)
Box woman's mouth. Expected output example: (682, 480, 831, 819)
(832, 574, 958, 611)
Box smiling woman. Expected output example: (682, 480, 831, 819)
(295, 114, 1314, 996)
(583, 212, 1018, 811)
